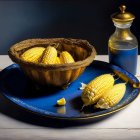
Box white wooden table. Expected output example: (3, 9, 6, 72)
(0, 55, 139, 140)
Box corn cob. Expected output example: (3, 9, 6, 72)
(81, 74, 115, 107)
(55, 57, 61, 64)
(60, 51, 75, 64)
(21, 47, 45, 63)
(95, 83, 126, 109)
(40, 46, 57, 64)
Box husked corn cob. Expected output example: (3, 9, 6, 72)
(21, 47, 45, 63)
(95, 83, 126, 109)
(40, 46, 57, 64)
(60, 51, 75, 64)
(81, 74, 115, 107)
(55, 57, 61, 64)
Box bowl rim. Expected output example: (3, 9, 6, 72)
(8, 38, 97, 71)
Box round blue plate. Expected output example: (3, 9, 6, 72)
(0, 60, 139, 121)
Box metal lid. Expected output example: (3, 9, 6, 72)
(111, 5, 135, 23)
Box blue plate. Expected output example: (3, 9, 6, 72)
(0, 60, 139, 121)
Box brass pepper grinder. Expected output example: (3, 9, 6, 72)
(108, 5, 138, 75)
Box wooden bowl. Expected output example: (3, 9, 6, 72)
(8, 38, 96, 87)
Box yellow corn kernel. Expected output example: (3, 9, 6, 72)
(40, 46, 57, 64)
(57, 98, 66, 106)
(21, 47, 45, 63)
(55, 57, 61, 64)
(81, 74, 115, 106)
(95, 83, 126, 109)
(60, 51, 75, 64)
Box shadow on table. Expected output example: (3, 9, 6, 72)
(0, 93, 122, 128)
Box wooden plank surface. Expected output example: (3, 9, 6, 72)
(0, 55, 139, 140)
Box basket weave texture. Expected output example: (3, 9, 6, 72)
(9, 38, 96, 87)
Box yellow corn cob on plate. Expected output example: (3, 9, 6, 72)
(81, 74, 115, 107)
(95, 83, 126, 109)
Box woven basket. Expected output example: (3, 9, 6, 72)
(8, 38, 96, 87)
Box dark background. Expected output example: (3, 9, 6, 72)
(0, 0, 140, 54)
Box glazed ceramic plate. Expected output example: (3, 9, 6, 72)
(0, 60, 139, 121)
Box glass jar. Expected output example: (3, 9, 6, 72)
(108, 5, 138, 75)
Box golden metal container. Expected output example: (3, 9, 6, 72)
(8, 38, 96, 87)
